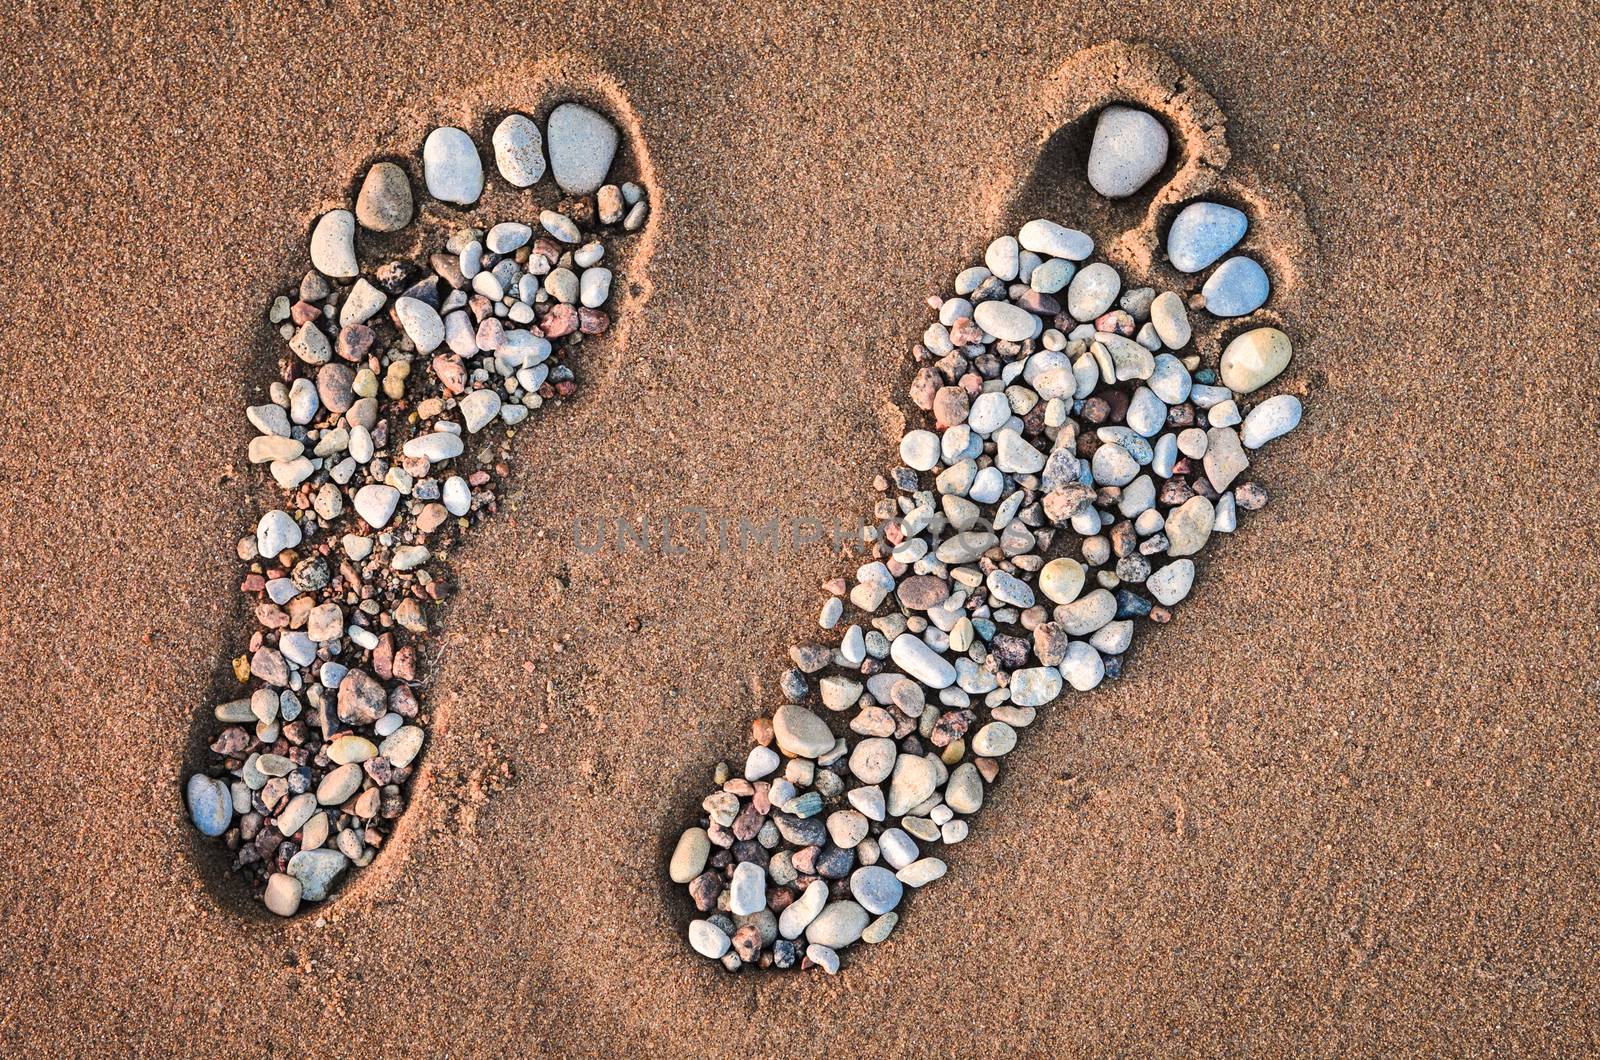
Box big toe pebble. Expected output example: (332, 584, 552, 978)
(547, 103, 618, 194)
(423, 126, 484, 206)
(1087, 105, 1169, 198)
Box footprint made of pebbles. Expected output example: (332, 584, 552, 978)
(668, 41, 1317, 974)
(183, 87, 654, 918)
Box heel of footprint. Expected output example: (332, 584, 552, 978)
(183, 72, 656, 918)
(668, 42, 1314, 973)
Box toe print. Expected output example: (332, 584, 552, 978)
(670, 42, 1316, 972)
(184, 67, 657, 917)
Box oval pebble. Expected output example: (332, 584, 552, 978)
(185, 774, 232, 837)
(1148, 559, 1196, 605)
(850, 866, 904, 915)
(1061, 641, 1105, 691)
(1068, 262, 1121, 321)
(546, 102, 618, 194)
(806, 901, 869, 948)
(309, 210, 358, 280)
(689, 919, 730, 959)
(973, 299, 1039, 342)
(669, 827, 710, 883)
(1018, 219, 1093, 261)
(422, 126, 483, 206)
(1202, 256, 1271, 317)
(1167, 201, 1248, 273)
(1087, 105, 1169, 198)
(492, 113, 546, 187)
(1220, 327, 1292, 394)
(1241, 394, 1303, 449)
(971, 721, 1017, 756)
(355, 162, 413, 232)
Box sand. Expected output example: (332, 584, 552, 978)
(2, 3, 1598, 1055)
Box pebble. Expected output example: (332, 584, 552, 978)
(806, 944, 840, 974)
(1147, 559, 1195, 605)
(1167, 202, 1248, 272)
(985, 235, 1020, 281)
(539, 209, 581, 244)
(1039, 557, 1086, 605)
(459, 389, 502, 433)
(380, 725, 424, 768)
(806, 901, 869, 948)
(395, 297, 445, 353)
(1220, 327, 1292, 394)
(1241, 395, 1303, 449)
(850, 866, 903, 915)
(670, 827, 711, 883)
(443, 476, 472, 516)
(263, 872, 303, 917)
(1165, 495, 1215, 557)
(886, 753, 941, 816)
(1068, 262, 1121, 321)
(1150, 291, 1191, 349)
(729, 861, 767, 916)
(492, 113, 546, 187)
(290, 322, 331, 365)
(309, 210, 359, 280)
(353, 483, 400, 528)
(486, 222, 532, 254)
(185, 773, 232, 836)
(580, 267, 613, 308)
(899, 429, 940, 471)
(287, 848, 349, 901)
(1009, 667, 1062, 706)
(422, 126, 483, 206)
(849, 737, 897, 785)
(355, 162, 413, 232)
(773, 703, 836, 759)
(993, 429, 1045, 474)
(890, 634, 956, 689)
(546, 102, 618, 194)
(973, 299, 1039, 342)
(896, 858, 947, 888)
(1059, 588, 1117, 635)
(255, 509, 302, 557)
(316, 762, 363, 805)
(1203, 427, 1250, 490)
(779, 879, 829, 939)
(403, 432, 465, 462)
(689, 920, 731, 959)
(944, 762, 984, 814)
(1202, 256, 1271, 317)
(1087, 105, 1169, 198)
(879, 828, 919, 870)
(1017, 219, 1093, 261)
(971, 722, 1016, 756)
(862, 912, 899, 944)
(1057, 641, 1102, 691)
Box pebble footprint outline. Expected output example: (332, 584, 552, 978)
(666, 40, 1319, 973)
(181, 56, 661, 919)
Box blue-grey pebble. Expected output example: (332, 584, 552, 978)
(850, 865, 905, 915)
(1167, 202, 1248, 273)
(1202, 256, 1271, 317)
(186, 773, 232, 837)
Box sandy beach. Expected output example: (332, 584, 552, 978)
(2, 2, 1598, 1054)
